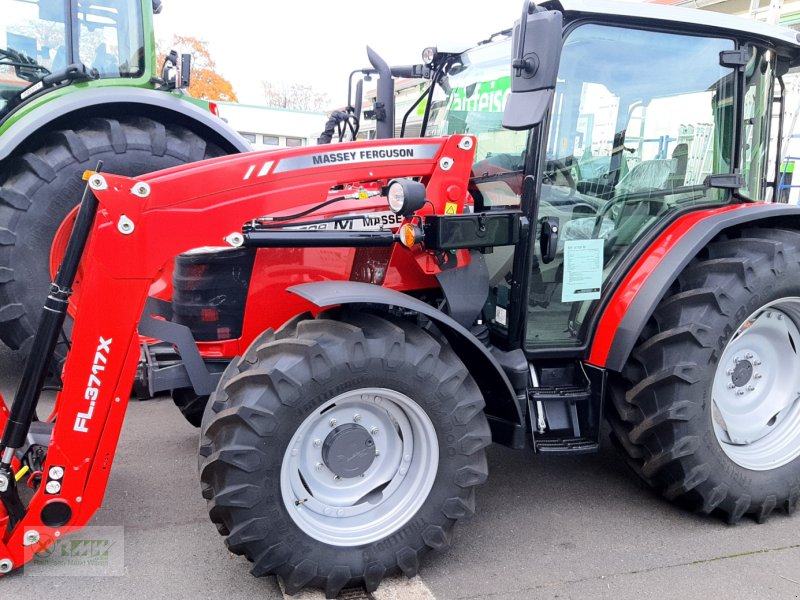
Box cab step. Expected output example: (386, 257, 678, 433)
(534, 436, 599, 454)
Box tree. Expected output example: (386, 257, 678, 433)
(157, 35, 237, 102)
(261, 81, 329, 112)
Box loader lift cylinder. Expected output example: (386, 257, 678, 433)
(0, 165, 102, 493)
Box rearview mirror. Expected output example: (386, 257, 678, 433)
(502, 2, 562, 130)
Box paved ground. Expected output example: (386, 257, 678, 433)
(1, 345, 799, 600)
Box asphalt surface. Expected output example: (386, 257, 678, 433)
(0, 344, 799, 600)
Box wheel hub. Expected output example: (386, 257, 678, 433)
(322, 423, 376, 478)
(730, 358, 753, 387)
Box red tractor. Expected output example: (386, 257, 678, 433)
(2, 0, 800, 597)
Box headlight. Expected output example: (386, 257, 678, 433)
(422, 47, 437, 66)
(386, 179, 427, 217)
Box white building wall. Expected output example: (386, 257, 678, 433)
(216, 102, 328, 149)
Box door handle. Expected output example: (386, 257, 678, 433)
(539, 217, 559, 264)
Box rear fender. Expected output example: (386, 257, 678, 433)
(0, 87, 250, 161)
(590, 203, 800, 372)
(289, 281, 527, 448)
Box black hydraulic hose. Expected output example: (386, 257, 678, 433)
(0, 163, 102, 530)
(0, 162, 103, 455)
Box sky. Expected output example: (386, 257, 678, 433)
(154, 0, 524, 106)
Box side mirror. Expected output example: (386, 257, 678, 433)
(502, 2, 562, 130)
(180, 53, 191, 89)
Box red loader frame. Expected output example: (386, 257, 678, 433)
(0, 134, 476, 572)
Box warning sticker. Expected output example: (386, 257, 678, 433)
(561, 239, 604, 303)
(444, 202, 458, 215)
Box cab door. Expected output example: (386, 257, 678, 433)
(517, 23, 753, 356)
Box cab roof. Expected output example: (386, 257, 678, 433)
(544, 0, 800, 50)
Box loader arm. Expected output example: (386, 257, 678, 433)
(0, 134, 475, 571)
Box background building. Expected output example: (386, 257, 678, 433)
(216, 102, 327, 149)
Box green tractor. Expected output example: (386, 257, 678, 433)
(0, 0, 249, 356)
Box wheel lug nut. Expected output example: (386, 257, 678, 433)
(315, 462, 324, 471)
(313, 438, 321, 447)
(777, 314, 784, 320)
(353, 414, 362, 423)
(734, 356, 741, 363)
(736, 389, 745, 396)
(727, 383, 735, 389)
(745, 352, 754, 360)
(747, 385, 755, 391)
(329, 418, 337, 428)
(726, 369, 734, 376)
(370, 427, 379, 435)
(754, 373, 762, 379)
(375, 451, 380, 457)
(333, 475, 341, 481)
(754, 360, 762, 366)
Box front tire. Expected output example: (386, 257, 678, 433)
(608, 228, 800, 523)
(199, 309, 490, 597)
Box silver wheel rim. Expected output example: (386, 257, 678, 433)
(712, 297, 800, 470)
(280, 387, 439, 546)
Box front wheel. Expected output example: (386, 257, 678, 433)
(608, 228, 800, 523)
(199, 309, 490, 597)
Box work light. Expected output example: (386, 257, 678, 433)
(386, 179, 427, 217)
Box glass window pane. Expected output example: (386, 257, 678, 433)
(1, 0, 67, 117)
(285, 137, 303, 147)
(77, 1, 144, 78)
(263, 135, 279, 145)
(427, 39, 529, 210)
(741, 48, 773, 199)
(527, 24, 735, 350)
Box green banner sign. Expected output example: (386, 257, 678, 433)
(449, 76, 511, 113)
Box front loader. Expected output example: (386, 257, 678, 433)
(3, 0, 800, 597)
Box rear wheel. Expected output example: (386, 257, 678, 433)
(608, 228, 800, 523)
(0, 116, 225, 354)
(199, 309, 490, 597)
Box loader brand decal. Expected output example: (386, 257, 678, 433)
(73, 337, 112, 434)
(272, 144, 440, 173)
(283, 211, 403, 231)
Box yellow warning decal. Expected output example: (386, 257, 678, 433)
(82, 170, 96, 181)
(444, 202, 458, 215)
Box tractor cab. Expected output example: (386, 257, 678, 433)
(415, 0, 798, 449)
(0, 0, 157, 119)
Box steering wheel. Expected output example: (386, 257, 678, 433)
(592, 193, 665, 239)
(544, 157, 576, 198)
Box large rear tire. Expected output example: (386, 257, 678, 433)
(608, 228, 800, 523)
(0, 116, 224, 354)
(199, 309, 490, 597)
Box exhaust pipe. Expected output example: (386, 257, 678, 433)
(366, 46, 394, 139)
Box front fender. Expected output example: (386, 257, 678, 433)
(289, 281, 527, 448)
